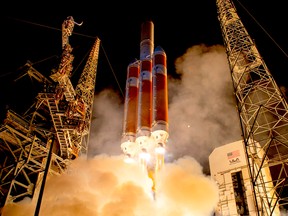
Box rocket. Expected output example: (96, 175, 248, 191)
(121, 21, 169, 197)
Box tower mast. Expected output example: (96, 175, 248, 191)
(216, 0, 288, 214)
(0, 16, 100, 214)
(72, 38, 101, 156)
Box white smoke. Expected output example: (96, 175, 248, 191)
(2, 44, 241, 215)
(88, 89, 123, 156)
(3, 155, 218, 216)
(168, 44, 241, 173)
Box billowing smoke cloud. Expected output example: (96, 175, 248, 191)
(2, 44, 241, 215)
(3, 156, 218, 216)
(168, 44, 242, 173)
(88, 89, 123, 156)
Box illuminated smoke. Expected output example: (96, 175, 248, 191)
(3, 156, 218, 216)
(88, 89, 123, 156)
(2, 44, 240, 215)
(168, 44, 241, 173)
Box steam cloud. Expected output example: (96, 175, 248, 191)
(3, 44, 242, 215)
(168, 44, 241, 173)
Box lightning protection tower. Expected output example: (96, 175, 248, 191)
(216, 0, 288, 215)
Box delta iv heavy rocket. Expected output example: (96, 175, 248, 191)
(121, 21, 169, 197)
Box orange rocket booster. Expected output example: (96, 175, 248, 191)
(152, 46, 168, 127)
(121, 61, 140, 157)
(123, 61, 140, 136)
(151, 46, 169, 148)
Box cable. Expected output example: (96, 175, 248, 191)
(235, 0, 288, 59)
(5, 16, 125, 98)
(100, 43, 125, 98)
(6, 16, 95, 39)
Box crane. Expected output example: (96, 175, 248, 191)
(0, 16, 100, 214)
(216, 0, 288, 215)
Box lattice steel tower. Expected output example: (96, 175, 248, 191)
(0, 17, 100, 214)
(216, 0, 288, 215)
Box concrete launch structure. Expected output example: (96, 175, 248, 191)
(121, 21, 169, 194)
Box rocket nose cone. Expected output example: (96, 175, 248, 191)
(128, 58, 139, 65)
(154, 46, 164, 52)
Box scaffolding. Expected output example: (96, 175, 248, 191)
(216, 0, 288, 215)
(0, 17, 100, 214)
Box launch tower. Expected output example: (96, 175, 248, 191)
(0, 17, 100, 214)
(216, 0, 288, 214)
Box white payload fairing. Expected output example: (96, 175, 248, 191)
(121, 21, 169, 196)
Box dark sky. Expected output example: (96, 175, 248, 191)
(1, 2, 288, 118)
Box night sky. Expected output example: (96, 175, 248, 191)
(2, 1, 287, 119)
